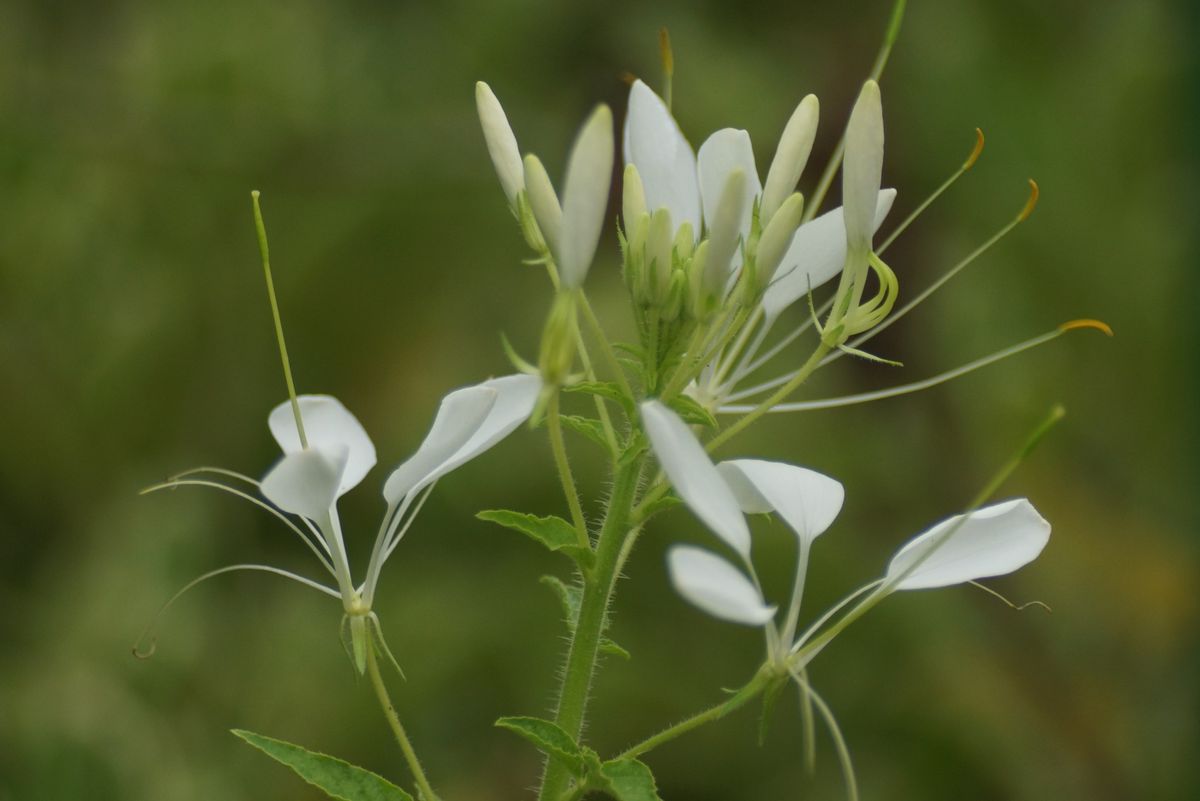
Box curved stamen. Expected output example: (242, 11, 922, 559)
(133, 563, 340, 658)
(141, 478, 335, 573)
(875, 127, 985, 255)
(788, 668, 859, 801)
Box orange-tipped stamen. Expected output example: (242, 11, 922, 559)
(964, 127, 985, 170)
(1059, 318, 1113, 336)
(1019, 179, 1040, 221)
(878, 127, 989, 255)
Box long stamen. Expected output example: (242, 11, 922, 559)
(876, 127, 985, 255)
(168, 466, 262, 486)
(803, 0, 907, 220)
(141, 478, 335, 572)
(659, 27, 674, 112)
(828, 179, 1040, 366)
(251, 190, 307, 448)
(133, 563, 340, 658)
(719, 320, 1110, 414)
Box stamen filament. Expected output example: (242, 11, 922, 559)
(876, 127, 985, 255)
(141, 478, 335, 571)
(720, 327, 1065, 414)
(251, 190, 307, 449)
(133, 563, 341, 658)
(789, 669, 859, 801)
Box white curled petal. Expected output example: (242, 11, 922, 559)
(261, 445, 349, 520)
(623, 80, 701, 236)
(475, 82, 524, 204)
(761, 189, 896, 320)
(717, 459, 844, 544)
(640, 401, 750, 556)
(559, 104, 614, 288)
(697, 128, 760, 241)
(382, 386, 499, 504)
(268, 396, 377, 496)
(842, 80, 885, 251)
(417, 374, 542, 489)
(668, 546, 776, 626)
(885, 499, 1051, 591)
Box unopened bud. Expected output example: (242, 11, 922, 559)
(761, 94, 818, 224)
(476, 82, 524, 206)
(646, 207, 675, 300)
(673, 221, 695, 261)
(703, 169, 747, 299)
(755, 192, 804, 286)
(523, 154, 562, 257)
(623, 163, 647, 231)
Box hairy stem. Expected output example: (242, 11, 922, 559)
(547, 392, 589, 545)
(538, 451, 646, 801)
(365, 643, 441, 801)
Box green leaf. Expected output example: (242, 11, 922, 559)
(561, 415, 611, 452)
(540, 576, 629, 658)
(564, 381, 634, 415)
(599, 758, 662, 801)
(637, 494, 682, 520)
(477, 510, 592, 567)
(495, 717, 583, 774)
(232, 730, 413, 801)
(666, 394, 718, 429)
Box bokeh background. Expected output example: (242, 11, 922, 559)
(1, 0, 1196, 799)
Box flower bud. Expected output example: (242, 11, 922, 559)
(673, 221, 695, 261)
(622, 163, 647, 232)
(524, 154, 562, 256)
(646, 207, 675, 301)
(843, 80, 884, 253)
(475, 82, 524, 206)
(761, 94, 818, 224)
(559, 104, 614, 289)
(755, 192, 804, 286)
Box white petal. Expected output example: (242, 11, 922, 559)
(559, 104, 614, 289)
(640, 401, 750, 556)
(261, 445, 349, 520)
(668, 546, 776, 626)
(623, 80, 701, 236)
(268, 396, 377, 496)
(697, 128, 761, 241)
(842, 80, 884, 252)
(885, 499, 1051, 591)
(419, 374, 541, 488)
(760, 189, 896, 321)
(760, 94, 819, 224)
(381, 386, 498, 504)
(475, 82, 524, 204)
(717, 459, 844, 545)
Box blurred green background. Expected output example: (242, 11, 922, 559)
(1, 0, 1195, 799)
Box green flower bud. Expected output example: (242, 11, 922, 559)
(538, 291, 579, 386)
(755, 192, 805, 287)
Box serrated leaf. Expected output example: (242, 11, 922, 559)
(495, 717, 583, 774)
(666, 394, 718, 429)
(612, 342, 645, 361)
(599, 758, 662, 801)
(232, 730, 413, 801)
(477, 510, 593, 566)
(564, 381, 634, 415)
(561, 415, 611, 452)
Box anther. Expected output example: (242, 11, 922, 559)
(1018, 179, 1039, 222)
(963, 128, 985, 171)
(1059, 318, 1113, 336)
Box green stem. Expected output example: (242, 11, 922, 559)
(547, 392, 589, 546)
(365, 644, 441, 801)
(618, 667, 773, 760)
(578, 293, 633, 399)
(538, 452, 646, 801)
(706, 341, 831, 454)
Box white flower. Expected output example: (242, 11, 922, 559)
(146, 374, 542, 670)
